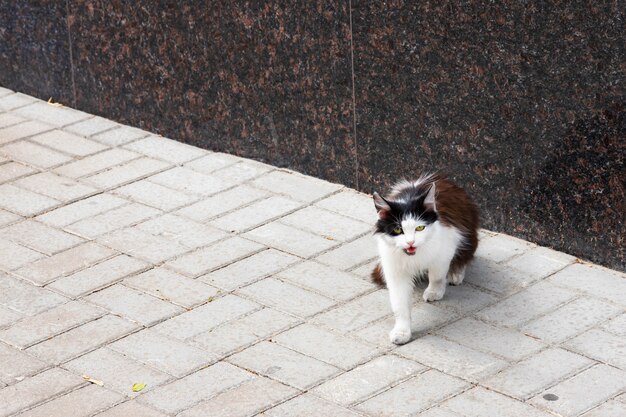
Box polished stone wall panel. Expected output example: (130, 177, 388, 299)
(0, 1, 74, 105)
(67, 0, 356, 186)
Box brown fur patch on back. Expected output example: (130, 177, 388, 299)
(371, 263, 386, 288)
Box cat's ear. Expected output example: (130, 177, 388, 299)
(424, 183, 437, 211)
(373, 192, 391, 219)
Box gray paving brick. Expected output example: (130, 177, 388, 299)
(465, 257, 541, 295)
(82, 157, 171, 189)
(98, 227, 189, 264)
(1, 140, 73, 168)
(48, 254, 149, 298)
(92, 126, 149, 146)
(529, 364, 626, 416)
(0, 274, 67, 316)
(179, 377, 298, 417)
(152, 294, 259, 340)
(313, 290, 389, 333)
(0, 209, 19, 228)
(63, 347, 172, 397)
(565, 328, 626, 370)
(201, 248, 299, 291)
(0, 306, 22, 329)
(277, 261, 375, 302)
(431, 284, 498, 313)
(166, 237, 263, 277)
(36, 194, 128, 228)
(238, 277, 336, 318)
(124, 267, 219, 308)
(0, 184, 60, 216)
(54, 148, 140, 179)
(251, 170, 341, 202)
(0, 368, 85, 417)
(175, 184, 269, 222)
(350, 259, 380, 279)
(244, 222, 338, 258)
(436, 318, 545, 361)
(396, 334, 507, 382)
(113, 179, 200, 211)
(13, 242, 116, 285)
(93, 401, 168, 417)
(521, 297, 622, 343)
(0, 342, 48, 385)
(124, 135, 207, 163)
(228, 340, 340, 389)
(355, 303, 457, 346)
(183, 152, 241, 174)
(0, 92, 36, 111)
(14, 172, 97, 202)
(13, 102, 90, 127)
(475, 281, 577, 327)
(15, 384, 123, 417)
(110, 329, 213, 377)
(315, 189, 376, 223)
(264, 394, 360, 417)
(549, 263, 626, 306)
(602, 313, 626, 337)
(65, 203, 161, 239)
(136, 213, 229, 250)
(315, 235, 378, 270)
(0, 121, 53, 145)
(313, 355, 424, 406)
(483, 348, 593, 399)
(0, 301, 104, 349)
(0, 161, 36, 184)
(211, 160, 272, 185)
(85, 284, 183, 326)
(63, 116, 118, 137)
(274, 323, 378, 370)
(474, 233, 534, 263)
(30, 129, 107, 157)
(281, 206, 372, 242)
(0, 239, 46, 271)
(0, 113, 25, 129)
(417, 407, 464, 417)
(27, 315, 138, 365)
(148, 166, 234, 195)
(0, 220, 84, 255)
(442, 387, 551, 417)
(503, 246, 575, 280)
(191, 307, 299, 357)
(137, 362, 254, 414)
(582, 401, 626, 417)
(210, 196, 302, 233)
(357, 370, 469, 416)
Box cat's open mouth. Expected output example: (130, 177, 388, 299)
(404, 246, 417, 255)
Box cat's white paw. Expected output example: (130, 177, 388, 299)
(389, 325, 412, 345)
(448, 267, 466, 286)
(423, 286, 445, 302)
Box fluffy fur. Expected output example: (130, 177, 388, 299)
(372, 174, 479, 344)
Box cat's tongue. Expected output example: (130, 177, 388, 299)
(405, 246, 417, 255)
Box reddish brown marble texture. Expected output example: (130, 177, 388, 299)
(0, 1, 624, 270)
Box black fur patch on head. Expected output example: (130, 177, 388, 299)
(374, 188, 438, 236)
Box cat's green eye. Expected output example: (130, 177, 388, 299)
(415, 225, 425, 232)
(392, 226, 403, 235)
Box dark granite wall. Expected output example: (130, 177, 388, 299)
(1, 1, 624, 270)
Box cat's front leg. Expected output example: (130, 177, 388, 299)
(423, 264, 448, 302)
(384, 266, 414, 345)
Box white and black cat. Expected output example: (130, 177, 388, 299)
(371, 174, 479, 345)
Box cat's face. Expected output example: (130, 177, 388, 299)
(373, 186, 438, 255)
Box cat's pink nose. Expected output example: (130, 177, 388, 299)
(407, 240, 415, 246)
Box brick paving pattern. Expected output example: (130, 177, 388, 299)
(0, 88, 625, 416)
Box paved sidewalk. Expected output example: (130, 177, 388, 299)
(0, 88, 624, 417)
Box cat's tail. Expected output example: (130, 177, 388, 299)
(371, 263, 386, 288)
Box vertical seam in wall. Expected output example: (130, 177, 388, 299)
(348, 0, 359, 190)
(65, 0, 77, 107)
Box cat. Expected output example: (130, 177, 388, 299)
(371, 174, 479, 345)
